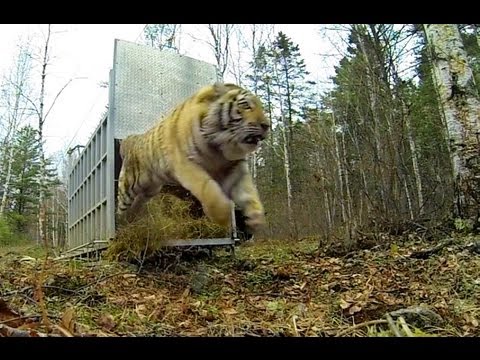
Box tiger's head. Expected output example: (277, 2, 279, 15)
(202, 83, 270, 161)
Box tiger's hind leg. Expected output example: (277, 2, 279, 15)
(116, 164, 163, 223)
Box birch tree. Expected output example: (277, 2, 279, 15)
(26, 24, 75, 245)
(205, 24, 236, 80)
(423, 24, 480, 223)
(143, 24, 182, 52)
(0, 41, 34, 215)
(242, 25, 275, 180)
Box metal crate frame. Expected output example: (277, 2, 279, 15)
(66, 40, 240, 256)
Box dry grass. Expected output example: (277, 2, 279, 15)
(105, 194, 227, 263)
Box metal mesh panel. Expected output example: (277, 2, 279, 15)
(67, 115, 110, 250)
(112, 40, 218, 139)
(66, 40, 221, 252)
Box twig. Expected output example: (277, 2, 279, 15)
(398, 316, 414, 337)
(385, 313, 403, 337)
(243, 296, 265, 311)
(1, 286, 32, 297)
(74, 271, 135, 292)
(408, 221, 428, 232)
(54, 324, 74, 337)
(36, 251, 52, 331)
(292, 315, 299, 337)
(335, 319, 388, 337)
(4, 271, 131, 300)
(42, 285, 79, 294)
(0, 315, 40, 325)
(137, 237, 150, 274)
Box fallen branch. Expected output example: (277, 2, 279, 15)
(54, 324, 74, 337)
(410, 238, 454, 259)
(335, 319, 388, 337)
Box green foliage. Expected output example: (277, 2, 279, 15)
(454, 218, 474, 233)
(5, 212, 30, 233)
(0, 216, 28, 246)
(0, 217, 14, 245)
(3, 125, 61, 216)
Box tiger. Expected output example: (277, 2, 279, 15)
(116, 82, 270, 233)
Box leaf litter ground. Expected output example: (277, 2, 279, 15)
(1, 234, 480, 337)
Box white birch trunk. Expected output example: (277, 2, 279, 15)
(424, 24, 480, 219)
(404, 103, 425, 215)
(280, 113, 294, 230)
(0, 146, 15, 215)
(37, 25, 51, 247)
(0, 43, 32, 215)
(332, 113, 346, 223)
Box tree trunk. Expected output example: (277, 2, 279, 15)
(424, 24, 480, 222)
(0, 44, 32, 215)
(280, 113, 295, 237)
(207, 24, 234, 81)
(332, 114, 346, 223)
(404, 100, 425, 216)
(37, 24, 51, 247)
(354, 25, 389, 216)
(0, 145, 15, 215)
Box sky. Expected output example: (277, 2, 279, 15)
(0, 24, 344, 166)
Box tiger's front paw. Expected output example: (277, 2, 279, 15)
(244, 209, 266, 233)
(203, 197, 232, 228)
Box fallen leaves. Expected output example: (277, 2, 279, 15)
(1, 234, 480, 337)
(97, 314, 116, 331)
(60, 306, 76, 334)
(223, 308, 238, 315)
(0, 298, 23, 327)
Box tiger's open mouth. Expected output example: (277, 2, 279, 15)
(243, 134, 265, 145)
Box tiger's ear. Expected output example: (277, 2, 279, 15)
(213, 82, 241, 97)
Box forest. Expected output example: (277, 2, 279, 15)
(0, 24, 479, 338)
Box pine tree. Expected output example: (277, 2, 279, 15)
(5, 125, 60, 233)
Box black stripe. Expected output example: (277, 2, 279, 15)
(171, 101, 186, 140)
(227, 100, 237, 124)
(237, 97, 250, 109)
(218, 102, 227, 130)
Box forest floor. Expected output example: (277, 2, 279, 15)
(1, 232, 480, 337)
